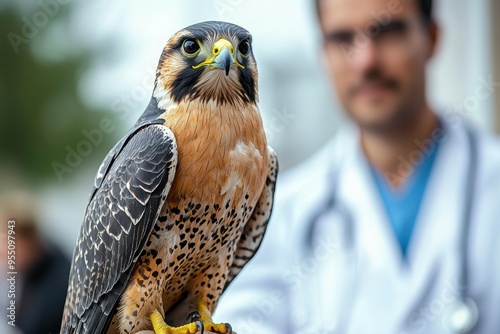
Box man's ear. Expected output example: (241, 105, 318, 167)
(427, 20, 440, 60)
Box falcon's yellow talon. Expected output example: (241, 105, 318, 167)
(206, 322, 232, 334)
(196, 303, 232, 334)
(150, 309, 200, 334)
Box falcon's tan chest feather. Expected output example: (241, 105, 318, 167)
(160, 100, 268, 207)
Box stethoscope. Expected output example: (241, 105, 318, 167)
(305, 124, 479, 333)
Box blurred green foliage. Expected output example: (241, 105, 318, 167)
(0, 2, 120, 186)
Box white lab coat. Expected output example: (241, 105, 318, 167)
(215, 115, 500, 334)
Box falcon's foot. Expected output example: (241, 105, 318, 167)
(150, 309, 203, 334)
(188, 311, 232, 334)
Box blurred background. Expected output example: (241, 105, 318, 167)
(0, 0, 499, 332)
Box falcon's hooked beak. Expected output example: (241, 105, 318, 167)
(193, 38, 244, 76)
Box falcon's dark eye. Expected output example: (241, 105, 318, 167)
(238, 39, 250, 56)
(183, 39, 200, 55)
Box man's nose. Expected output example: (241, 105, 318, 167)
(351, 40, 380, 72)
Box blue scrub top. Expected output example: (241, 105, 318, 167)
(370, 141, 440, 258)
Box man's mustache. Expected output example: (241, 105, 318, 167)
(349, 70, 400, 97)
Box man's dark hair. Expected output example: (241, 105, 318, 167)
(315, 0, 434, 23)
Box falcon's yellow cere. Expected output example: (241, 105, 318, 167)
(61, 21, 278, 334)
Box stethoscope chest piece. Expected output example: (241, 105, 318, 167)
(442, 298, 479, 333)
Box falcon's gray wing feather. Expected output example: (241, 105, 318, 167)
(90, 118, 165, 200)
(61, 123, 178, 334)
(224, 147, 278, 290)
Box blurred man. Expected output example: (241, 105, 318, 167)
(216, 0, 500, 333)
(0, 193, 70, 334)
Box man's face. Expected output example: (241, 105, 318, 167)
(319, 0, 436, 132)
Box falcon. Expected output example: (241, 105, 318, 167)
(61, 21, 278, 334)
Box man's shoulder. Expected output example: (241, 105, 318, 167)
(478, 129, 500, 158)
(477, 128, 500, 185)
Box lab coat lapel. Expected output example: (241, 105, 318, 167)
(338, 142, 409, 332)
(341, 146, 404, 270)
(398, 122, 468, 326)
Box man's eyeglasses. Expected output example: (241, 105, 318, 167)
(323, 18, 427, 63)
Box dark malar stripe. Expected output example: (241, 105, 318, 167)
(238, 66, 256, 103)
(170, 66, 205, 103)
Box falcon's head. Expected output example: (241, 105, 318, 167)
(153, 21, 258, 109)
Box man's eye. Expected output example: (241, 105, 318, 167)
(378, 21, 408, 36)
(326, 32, 354, 45)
